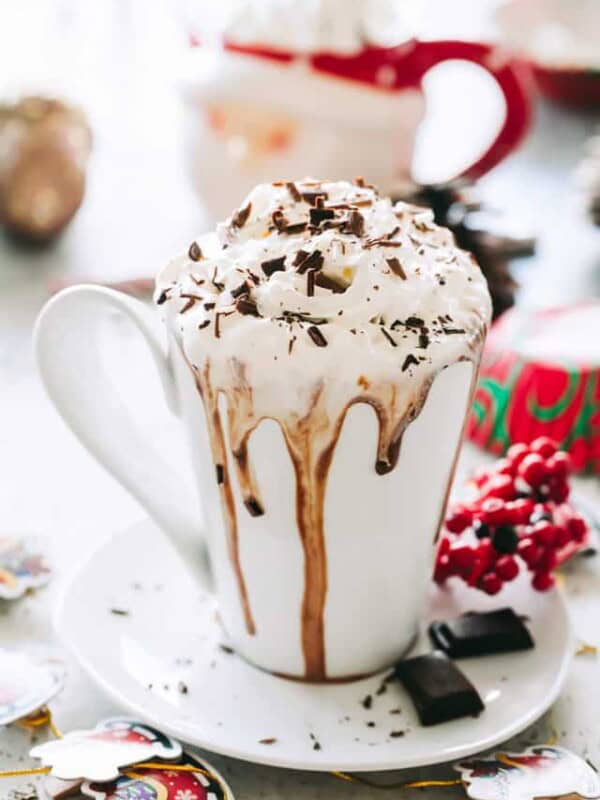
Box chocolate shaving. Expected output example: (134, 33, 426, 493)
(307, 269, 316, 297)
(232, 202, 252, 229)
(259, 737, 277, 745)
(314, 272, 346, 293)
(362, 694, 373, 709)
(204, 302, 216, 311)
(347, 210, 365, 237)
(211, 266, 225, 291)
(418, 332, 430, 349)
(405, 316, 425, 327)
(180, 298, 196, 314)
(293, 249, 308, 267)
(231, 281, 250, 299)
(390, 730, 405, 738)
(386, 257, 406, 279)
(381, 328, 397, 347)
(365, 238, 402, 249)
(236, 297, 260, 316)
(216, 464, 224, 484)
(261, 256, 286, 276)
(402, 353, 419, 372)
(286, 181, 302, 202)
(309, 207, 335, 226)
(302, 191, 327, 206)
(281, 221, 308, 235)
(110, 608, 129, 616)
(307, 325, 327, 347)
(244, 497, 265, 517)
(272, 209, 287, 231)
(191, 275, 205, 286)
(198, 320, 210, 330)
(156, 289, 169, 305)
(295, 249, 324, 274)
(188, 241, 203, 261)
(442, 327, 466, 335)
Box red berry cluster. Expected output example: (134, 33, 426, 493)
(435, 438, 589, 595)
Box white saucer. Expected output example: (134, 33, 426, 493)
(56, 519, 573, 772)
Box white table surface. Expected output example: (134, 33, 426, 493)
(1, 2, 600, 798)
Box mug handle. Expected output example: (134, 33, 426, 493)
(34, 285, 213, 592)
(412, 39, 532, 180)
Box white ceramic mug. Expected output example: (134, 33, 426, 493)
(35, 285, 476, 681)
(181, 38, 532, 221)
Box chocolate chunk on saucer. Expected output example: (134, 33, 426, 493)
(429, 608, 534, 658)
(395, 651, 484, 726)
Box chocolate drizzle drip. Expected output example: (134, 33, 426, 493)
(190, 360, 256, 637)
(182, 342, 486, 679)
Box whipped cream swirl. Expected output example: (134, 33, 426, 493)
(157, 178, 490, 411)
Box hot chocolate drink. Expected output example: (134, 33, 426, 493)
(155, 178, 491, 680)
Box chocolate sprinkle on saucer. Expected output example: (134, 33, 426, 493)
(156, 289, 169, 305)
(232, 202, 252, 228)
(307, 325, 328, 347)
(188, 241, 203, 261)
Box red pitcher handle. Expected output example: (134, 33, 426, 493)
(413, 39, 533, 180)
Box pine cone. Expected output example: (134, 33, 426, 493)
(393, 180, 536, 320)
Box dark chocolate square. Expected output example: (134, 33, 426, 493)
(429, 608, 534, 659)
(395, 651, 484, 726)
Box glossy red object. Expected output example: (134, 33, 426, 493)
(518, 453, 548, 487)
(532, 571, 555, 592)
(481, 572, 503, 595)
(496, 555, 520, 581)
(211, 38, 532, 181)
